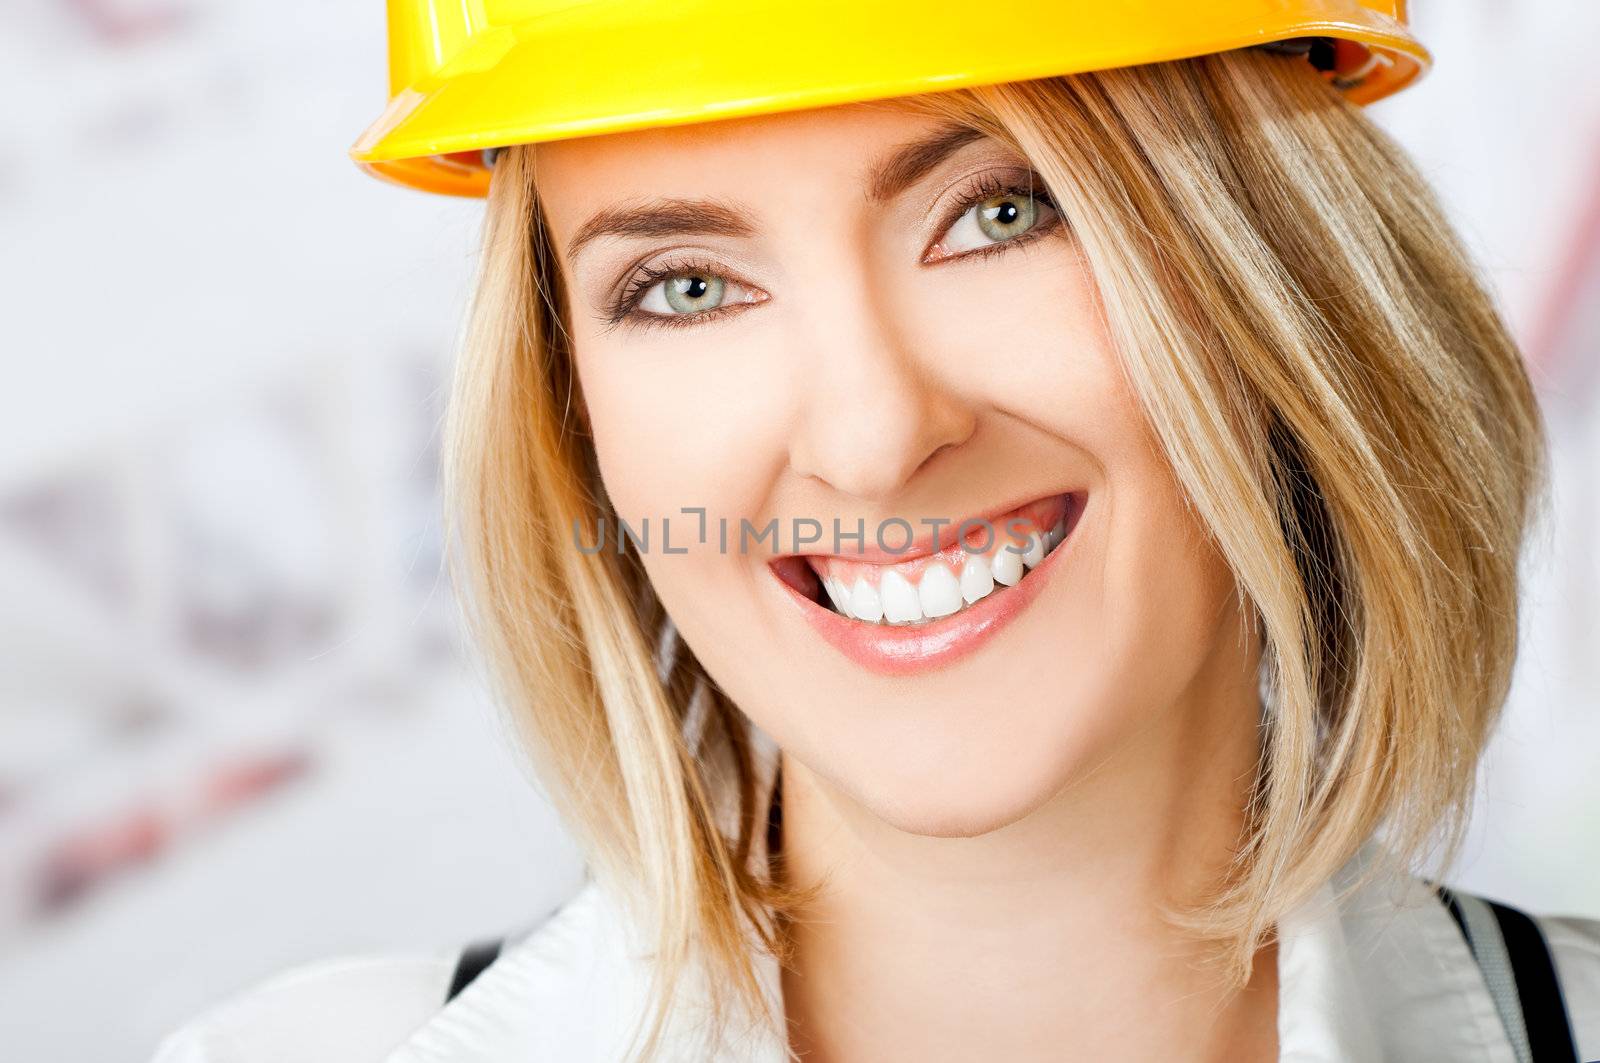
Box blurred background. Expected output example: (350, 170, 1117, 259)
(0, 2, 1594, 1059)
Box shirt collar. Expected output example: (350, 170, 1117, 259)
(390, 728, 1515, 1062)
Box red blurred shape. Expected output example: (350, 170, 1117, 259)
(65, 0, 188, 45)
(33, 746, 313, 915)
(1529, 134, 1600, 377)
(201, 749, 312, 815)
(39, 806, 165, 911)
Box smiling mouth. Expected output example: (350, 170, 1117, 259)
(772, 492, 1081, 627)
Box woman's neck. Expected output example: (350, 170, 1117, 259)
(773, 672, 1278, 1062)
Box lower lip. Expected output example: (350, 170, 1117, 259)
(771, 493, 1085, 677)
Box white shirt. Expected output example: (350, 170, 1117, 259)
(153, 733, 1600, 1061)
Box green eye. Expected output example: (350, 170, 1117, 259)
(649, 272, 725, 314)
(621, 264, 766, 329)
(930, 184, 1059, 261)
(975, 193, 1038, 242)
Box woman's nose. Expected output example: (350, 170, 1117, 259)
(784, 283, 975, 504)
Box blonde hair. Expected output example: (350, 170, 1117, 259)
(444, 48, 1544, 1060)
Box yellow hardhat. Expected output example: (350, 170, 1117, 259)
(351, 0, 1429, 198)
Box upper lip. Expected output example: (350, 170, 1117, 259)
(779, 490, 1074, 565)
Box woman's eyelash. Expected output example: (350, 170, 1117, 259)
(604, 171, 1062, 332)
(930, 171, 1061, 249)
(605, 258, 731, 329)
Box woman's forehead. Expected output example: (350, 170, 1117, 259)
(530, 100, 978, 202)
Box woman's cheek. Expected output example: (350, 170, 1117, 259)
(577, 337, 789, 586)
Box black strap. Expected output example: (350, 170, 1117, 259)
(1435, 884, 1580, 1062)
(445, 936, 504, 1003)
(1437, 881, 1469, 935)
(1487, 896, 1583, 1063)
(442, 896, 577, 1006)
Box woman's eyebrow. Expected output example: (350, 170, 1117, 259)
(865, 122, 988, 203)
(567, 198, 754, 265)
(564, 122, 989, 265)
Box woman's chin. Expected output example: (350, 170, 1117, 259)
(835, 749, 1075, 840)
(870, 799, 1046, 840)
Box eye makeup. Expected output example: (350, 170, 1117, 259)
(596, 166, 1065, 334)
(603, 254, 766, 331)
(921, 168, 1063, 264)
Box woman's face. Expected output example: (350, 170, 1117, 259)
(532, 102, 1256, 836)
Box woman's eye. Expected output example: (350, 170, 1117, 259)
(636, 271, 759, 317)
(931, 190, 1059, 259)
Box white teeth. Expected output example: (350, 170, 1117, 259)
(1021, 531, 1045, 569)
(880, 569, 924, 625)
(917, 563, 963, 618)
(991, 545, 1024, 586)
(823, 576, 851, 613)
(959, 554, 995, 604)
(837, 576, 858, 609)
(818, 511, 1071, 624)
(1044, 517, 1065, 553)
(849, 577, 883, 623)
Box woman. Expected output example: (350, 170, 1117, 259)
(156, 3, 1600, 1061)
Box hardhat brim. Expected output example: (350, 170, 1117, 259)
(351, 2, 1429, 198)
